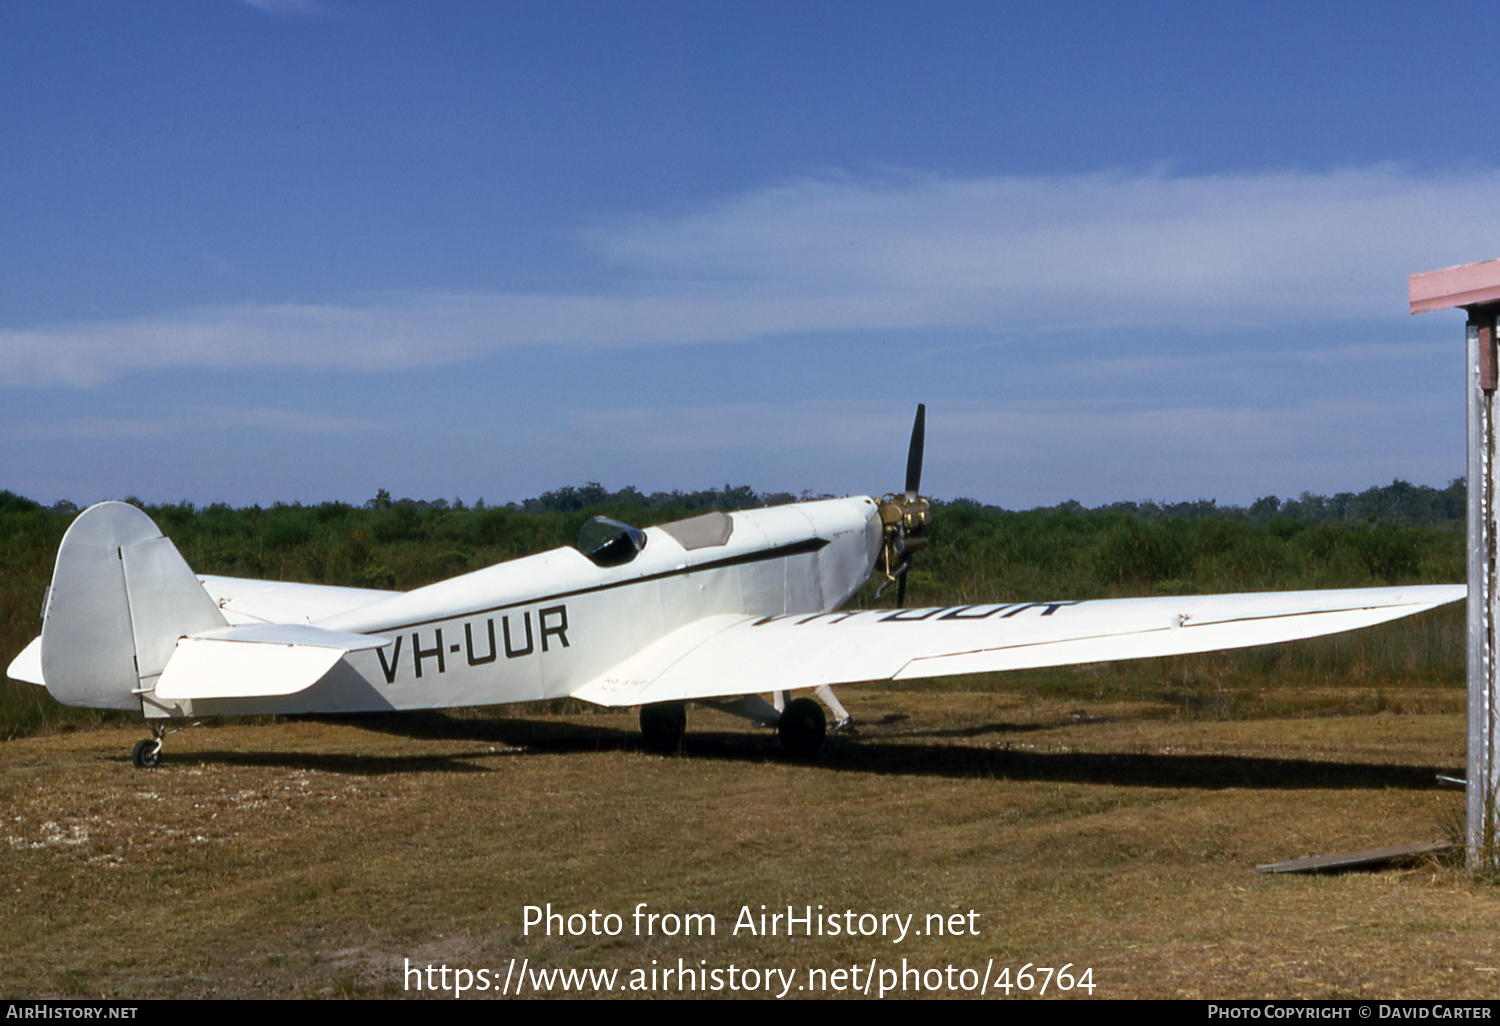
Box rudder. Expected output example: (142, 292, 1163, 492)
(40, 502, 225, 710)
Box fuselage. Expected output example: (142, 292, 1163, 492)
(139, 497, 882, 719)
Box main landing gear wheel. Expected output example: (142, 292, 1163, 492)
(639, 702, 686, 754)
(131, 738, 162, 769)
(778, 697, 827, 758)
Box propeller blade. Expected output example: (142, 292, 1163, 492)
(904, 403, 925, 499)
(877, 402, 930, 608)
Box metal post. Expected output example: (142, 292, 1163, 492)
(1408, 262, 1500, 872)
(1468, 306, 1500, 869)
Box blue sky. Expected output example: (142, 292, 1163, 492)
(3, 1, 1498, 509)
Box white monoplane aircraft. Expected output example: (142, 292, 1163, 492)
(5, 407, 1466, 767)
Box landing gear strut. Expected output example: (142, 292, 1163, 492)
(639, 701, 686, 754)
(777, 697, 827, 758)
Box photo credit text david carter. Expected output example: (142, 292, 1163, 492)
(402, 903, 1098, 997)
(1209, 1006, 1492, 1019)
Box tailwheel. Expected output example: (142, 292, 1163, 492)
(777, 697, 827, 758)
(131, 737, 162, 769)
(639, 701, 686, 754)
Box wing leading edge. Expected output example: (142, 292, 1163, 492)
(570, 585, 1465, 707)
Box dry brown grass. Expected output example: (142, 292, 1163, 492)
(2, 683, 1496, 1000)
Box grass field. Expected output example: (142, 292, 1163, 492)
(2, 675, 1495, 1000)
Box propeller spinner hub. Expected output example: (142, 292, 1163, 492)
(878, 493, 931, 561)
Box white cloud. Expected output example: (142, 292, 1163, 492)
(502, 392, 1459, 508)
(550, 400, 902, 456)
(591, 165, 1500, 324)
(5, 165, 1498, 388)
(237, 0, 325, 17)
(13, 407, 383, 441)
(931, 392, 1458, 504)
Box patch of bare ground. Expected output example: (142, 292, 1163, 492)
(1, 685, 1495, 999)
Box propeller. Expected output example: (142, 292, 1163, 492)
(905, 403, 925, 500)
(876, 403, 931, 607)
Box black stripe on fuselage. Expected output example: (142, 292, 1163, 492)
(366, 536, 832, 634)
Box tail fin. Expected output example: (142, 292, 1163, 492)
(40, 502, 226, 710)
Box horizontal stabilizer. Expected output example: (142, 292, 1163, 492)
(7, 636, 44, 687)
(571, 585, 1465, 707)
(196, 574, 398, 625)
(153, 624, 389, 701)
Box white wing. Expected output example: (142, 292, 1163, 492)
(571, 585, 1465, 707)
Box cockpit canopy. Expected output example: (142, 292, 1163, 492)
(576, 516, 648, 568)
